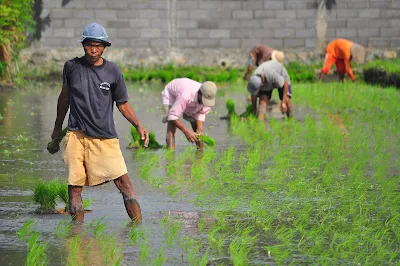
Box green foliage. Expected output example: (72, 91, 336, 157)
(123, 63, 320, 83)
(33, 179, 60, 212)
(239, 104, 254, 118)
(197, 134, 216, 147)
(124, 65, 246, 83)
(285, 61, 319, 83)
(17, 220, 48, 266)
(129, 126, 164, 149)
(226, 98, 236, 115)
(33, 179, 91, 212)
(363, 58, 400, 74)
(0, 0, 36, 80)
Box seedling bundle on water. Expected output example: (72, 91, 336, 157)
(224, 98, 253, 118)
(33, 179, 91, 213)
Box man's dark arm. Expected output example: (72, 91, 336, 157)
(51, 86, 70, 140)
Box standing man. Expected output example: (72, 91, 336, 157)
(161, 78, 217, 150)
(318, 38, 365, 82)
(243, 44, 285, 80)
(48, 23, 149, 223)
(247, 60, 293, 121)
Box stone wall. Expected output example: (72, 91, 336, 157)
(25, 0, 399, 67)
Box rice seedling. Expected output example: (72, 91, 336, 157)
(226, 98, 237, 116)
(128, 224, 146, 245)
(151, 246, 166, 266)
(33, 179, 61, 212)
(16, 219, 49, 266)
(164, 221, 183, 247)
(239, 104, 254, 118)
(129, 125, 164, 149)
(196, 134, 216, 147)
(139, 236, 151, 265)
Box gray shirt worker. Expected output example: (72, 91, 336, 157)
(254, 60, 291, 92)
(63, 57, 129, 139)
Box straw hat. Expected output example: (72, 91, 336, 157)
(350, 44, 366, 64)
(271, 50, 285, 63)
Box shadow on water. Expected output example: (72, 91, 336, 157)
(0, 81, 315, 265)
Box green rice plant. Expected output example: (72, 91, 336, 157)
(16, 220, 49, 266)
(128, 224, 146, 245)
(129, 126, 164, 149)
(164, 221, 183, 247)
(54, 219, 73, 239)
(197, 134, 216, 147)
(16, 219, 35, 240)
(33, 179, 60, 212)
(151, 246, 166, 266)
(66, 235, 82, 266)
(228, 225, 257, 266)
(239, 104, 254, 118)
(226, 98, 238, 117)
(88, 217, 107, 238)
(139, 236, 151, 265)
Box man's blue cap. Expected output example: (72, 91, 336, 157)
(79, 23, 111, 47)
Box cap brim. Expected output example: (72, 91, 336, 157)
(202, 96, 215, 107)
(79, 38, 111, 47)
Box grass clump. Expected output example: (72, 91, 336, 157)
(129, 126, 164, 149)
(33, 179, 61, 212)
(33, 179, 91, 213)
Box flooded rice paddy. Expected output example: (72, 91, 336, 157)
(0, 81, 399, 265)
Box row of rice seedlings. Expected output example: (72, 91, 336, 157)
(16, 219, 49, 266)
(127, 82, 398, 264)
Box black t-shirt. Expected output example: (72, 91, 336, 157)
(62, 57, 129, 138)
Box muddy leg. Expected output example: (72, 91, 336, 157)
(286, 98, 294, 118)
(166, 121, 177, 150)
(68, 185, 84, 222)
(114, 174, 142, 223)
(258, 95, 269, 121)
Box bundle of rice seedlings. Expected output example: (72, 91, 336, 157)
(226, 98, 238, 116)
(33, 180, 60, 212)
(197, 134, 216, 147)
(47, 127, 68, 154)
(129, 126, 164, 149)
(239, 104, 254, 118)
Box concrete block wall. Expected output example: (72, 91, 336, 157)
(38, 0, 399, 50)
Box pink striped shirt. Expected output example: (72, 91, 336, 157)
(161, 78, 211, 122)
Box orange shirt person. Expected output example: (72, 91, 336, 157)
(319, 38, 365, 82)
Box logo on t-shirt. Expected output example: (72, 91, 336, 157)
(99, 82, 111, 91)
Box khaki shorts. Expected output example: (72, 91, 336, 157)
(63, 131, 128, 186)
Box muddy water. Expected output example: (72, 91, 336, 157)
(0, 82, 306, 265)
